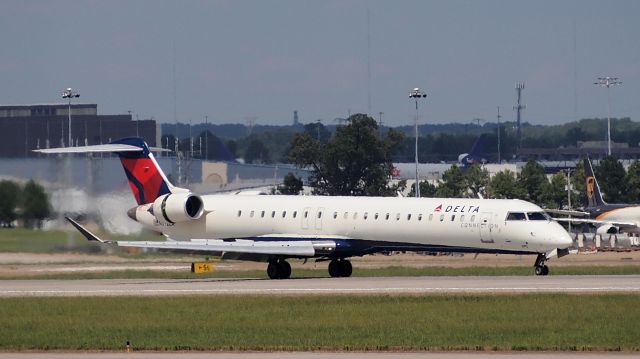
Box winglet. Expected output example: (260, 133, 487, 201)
(65, 216, 113, 244)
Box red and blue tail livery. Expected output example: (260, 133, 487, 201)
(111, 137, 173, 205)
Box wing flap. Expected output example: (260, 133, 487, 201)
(115, 239, 316, 257)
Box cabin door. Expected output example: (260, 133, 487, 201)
(479, 212, 495, 243)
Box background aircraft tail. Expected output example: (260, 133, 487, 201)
(583, 157, 606, 207)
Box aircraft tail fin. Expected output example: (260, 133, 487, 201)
(583, 157, 606, 207)
(34, 137, 177, 205)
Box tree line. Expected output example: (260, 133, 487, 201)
(0, 179, 51, 228)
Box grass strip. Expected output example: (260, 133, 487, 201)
(0, 294, 637, 351)
(3, 265, 640, 280)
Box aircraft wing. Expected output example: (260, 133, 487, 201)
(66, 216, 337, 258)
(552, 217, 638, 229)
(545, 208, 590, 217)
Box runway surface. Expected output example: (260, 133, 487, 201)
(1, 275, 639, 297)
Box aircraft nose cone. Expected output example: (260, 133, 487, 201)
(127, 207, 137, 221)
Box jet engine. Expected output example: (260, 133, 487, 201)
(151, 192, 204, 225)
(596, 224, 618, 235)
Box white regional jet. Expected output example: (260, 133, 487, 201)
(36, 137, 573, 278)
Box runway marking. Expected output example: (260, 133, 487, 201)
(2, 286, 640, 297)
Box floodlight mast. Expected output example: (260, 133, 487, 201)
(409, 88, 427, 198)
(594, 77, 622, 156)
(62, 88, 80, 147)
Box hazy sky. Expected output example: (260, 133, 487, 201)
(1, 0, 639, 127)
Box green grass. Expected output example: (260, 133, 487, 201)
(0, 294, 637, 351)
(5, 265, 640, 280)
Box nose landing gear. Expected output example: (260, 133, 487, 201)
(267, 259, 292, 279)
(328, 259, 352, 278)
(534, 253, 549, 276)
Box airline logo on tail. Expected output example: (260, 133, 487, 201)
(111, 138, 172, 205)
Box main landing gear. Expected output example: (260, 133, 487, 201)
(328, 259, 352, 278)
(534, 253, 549, 276)
(267, 259, 291, 279)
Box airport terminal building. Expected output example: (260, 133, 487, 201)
(0, 103, 158, 157)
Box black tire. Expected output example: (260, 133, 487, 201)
(328, 260, 341, 277)
(279, 260, 292, 279)
(541, 265, 549, 276)
(339, 260, 353, 277)
(535, 266, 544, 276)
(267, 261, 280, 279)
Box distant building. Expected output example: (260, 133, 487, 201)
(518, 141, 640, 161)
(0, 103, 158, 158)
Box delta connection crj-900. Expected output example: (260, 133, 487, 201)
(36, 137, 573, 279)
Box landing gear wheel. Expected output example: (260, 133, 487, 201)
(267, 261, 280, 279)
(278, 260, 292, 279)
(267, 259, 292, 279)
(328, 259, 352, 278)
(535, 264, 549, 276)
(533, 253, 549, 276)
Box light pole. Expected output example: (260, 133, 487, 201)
(594, 77, 622, 156)
(496, 106, 501, 164)
(409, 87, 427, 198)
(62, 88, 80, 147)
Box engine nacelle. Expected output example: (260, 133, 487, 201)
(152, 192, 204, 225)
(596, 224, 618, 235)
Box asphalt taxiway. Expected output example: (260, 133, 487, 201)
(1, 275, 639, 297)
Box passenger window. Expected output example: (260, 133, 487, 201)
(439, 214, 444, 222)
(353, 212, 358, 220)
(250, 210, 255, 218)
(364, 212, 368, 220)
(527, 212, 549, 221)
(271, 211, 276, 218)
(506, 212, 526, 221)
(470, 215, 475, 222)
(282, 211, 286, 218)
(451, 215, 455, 221)
(396, 213, 401, 221)
(460, 215, 465, 222)
(374, 213, 379, 220)
(261, 211, 265, 218)
(385, 213, 390, 220)
(429, 214, 433, 221)
(237, 210, 242, 217)
(304, 211, 308, 218)
(333, 211, 338, 219)
(318, 211, 322, 219)
(344, 212, 348, 219)
(293, 211, 297, 218)
(407, 214, 411, 220)
(418, 214, 422, 221)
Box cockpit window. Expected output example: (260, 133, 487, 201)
(506, 212, 526, 221)
(527, 212, 549, 221)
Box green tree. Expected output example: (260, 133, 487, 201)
(570, 160, 587, 208)
(488, 170, 526, 199)
(595, 156, 626, 203)
(21, 180, 51, 229)
(463, 164, 490, 198)
(289, 114, 403, 196)
(408, 180, 437, 198)
(244, 138, 271, 164)
(435, 165, 466, 197)
(541, 172, 568, 209)
(276, 173, 304, 195)
(518, 160, 549, 203)
(625, 160, 640, 203)
(0, 180, 21, 227)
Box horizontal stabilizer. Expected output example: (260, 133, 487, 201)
(34, 144, 170, 154)
(65, 216, 112, 244)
